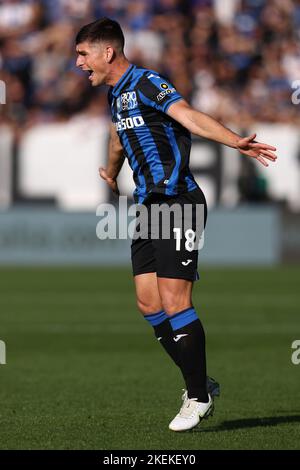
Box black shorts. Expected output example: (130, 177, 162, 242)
(131, 187, 207, 281)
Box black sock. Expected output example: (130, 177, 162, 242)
(144, 311, 180, 367)
(170, 308, 208, 403)
(153, 318, 181, 367)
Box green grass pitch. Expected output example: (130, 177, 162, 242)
(0, 266, 300, 450)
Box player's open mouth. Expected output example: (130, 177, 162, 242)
(87, 69, 95, 80)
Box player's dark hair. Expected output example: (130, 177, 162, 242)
(75, 18, 124, 53)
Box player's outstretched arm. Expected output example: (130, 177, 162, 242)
(99, 123, 125, 194)
(167, 100, 277, 167)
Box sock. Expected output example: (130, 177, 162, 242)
(169, 307, 208, 403)
(144, 310, 180, 367)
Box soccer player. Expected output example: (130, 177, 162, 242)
(75, 18, 277, 432)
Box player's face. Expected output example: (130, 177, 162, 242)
(76, 41, 109, 86)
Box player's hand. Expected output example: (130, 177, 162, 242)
(236, 133, 277, 167)
(99, 167, 120, 195)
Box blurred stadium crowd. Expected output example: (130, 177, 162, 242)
(0, 0, 299, 132)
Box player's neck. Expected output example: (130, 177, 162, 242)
(106, 58, 131, 87)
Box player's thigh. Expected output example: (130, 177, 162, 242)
(131, 236, 156, 278)
(134, 272, 163, 315)
(131, 236, 162, 314)
(157, 277, 193, 316)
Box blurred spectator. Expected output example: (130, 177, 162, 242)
(238, 157, 270, 203)
(0, 0, 42, 39)
(0, 0, 299, 132)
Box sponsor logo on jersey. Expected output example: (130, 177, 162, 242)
(117, 91, 138, 111)
(115, 115, 145, 131)
(156, 87, 176, 102)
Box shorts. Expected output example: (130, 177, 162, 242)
(131, 187, 207, 281)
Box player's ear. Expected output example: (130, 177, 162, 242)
(105, 46, 114, 63)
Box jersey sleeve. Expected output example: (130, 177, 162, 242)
(137, 73, 183, 113)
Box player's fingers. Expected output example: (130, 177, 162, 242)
(256, 155, 269, 167)
(99, 167, 108, 180)
(258, 150, 277, 161)
(241, 133, 256, 144)
(110, 181, 119, 194)
(250, 142, 277, 151)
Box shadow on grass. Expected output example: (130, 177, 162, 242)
(195, 415, 300, 433)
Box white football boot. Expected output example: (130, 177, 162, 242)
(169, 392, 214, 432)
(178, 376, 220, 409)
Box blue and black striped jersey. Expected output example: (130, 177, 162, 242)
(108, 64, 199, 203)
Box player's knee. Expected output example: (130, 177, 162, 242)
(136, 298, 162, 316)
(161, 294, 192, 317)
